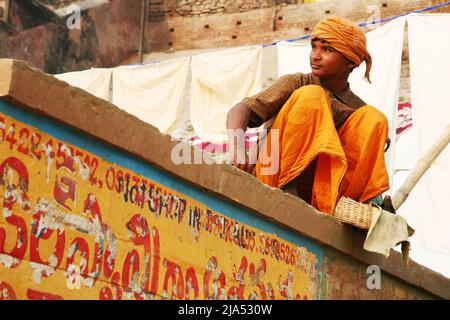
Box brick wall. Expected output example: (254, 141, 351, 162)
(1, 0, 448, 72)
(146, 0, 450, 52)
(148, 0, 298, 20)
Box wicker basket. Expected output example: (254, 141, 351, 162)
(334, 197, 381, 230)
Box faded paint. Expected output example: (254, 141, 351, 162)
(321, 251, 437, 300)
(0, 102, 321, 300)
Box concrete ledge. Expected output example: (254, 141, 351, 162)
(1, 58, 449, 299)
(0, 59, 13, 96)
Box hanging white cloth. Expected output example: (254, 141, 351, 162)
(406, 13, 450, 255)
(112, 57, 190, 134)
(55, 68, 112, 102)
(276, 41, 312, 76)
(393, 125, 450, 279)
(190, 46, 262, 143)
(348, 17, 406, 183)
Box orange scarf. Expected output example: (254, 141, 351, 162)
(311, 16, 372, 83)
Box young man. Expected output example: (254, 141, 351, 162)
(226, 16, 390, 215)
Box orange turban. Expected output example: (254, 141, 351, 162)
(311, 16, 372, 83)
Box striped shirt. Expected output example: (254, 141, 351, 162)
(241, 73, 367, 128)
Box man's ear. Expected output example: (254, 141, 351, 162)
(348, 62, 356, 71)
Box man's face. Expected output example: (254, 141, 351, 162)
(309, 39, 354, 80)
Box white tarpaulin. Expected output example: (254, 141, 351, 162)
(55, 68, 112, 102)
(276, 18, 407, 180)
(348, 17, 406, 183)
(407, 13, 450, 255)
(276, 41, 312, 76)
(394, 126, 450, 278)
(112, 57, 190, 134)
(190, 46, 262, 143)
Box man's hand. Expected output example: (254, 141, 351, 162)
(226, 103, 255, 174)
(227, 137, 257, 175)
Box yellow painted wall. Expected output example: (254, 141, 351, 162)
(0, 109, 320, 300)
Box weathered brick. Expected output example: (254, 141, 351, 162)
(145, 0, 450, 52)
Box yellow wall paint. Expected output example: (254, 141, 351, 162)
(0, 112, 319, 300)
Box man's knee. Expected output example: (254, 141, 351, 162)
(354, 105, 388, 128)
(292, 85, 327, 99)
(288, 85, 330, 115)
